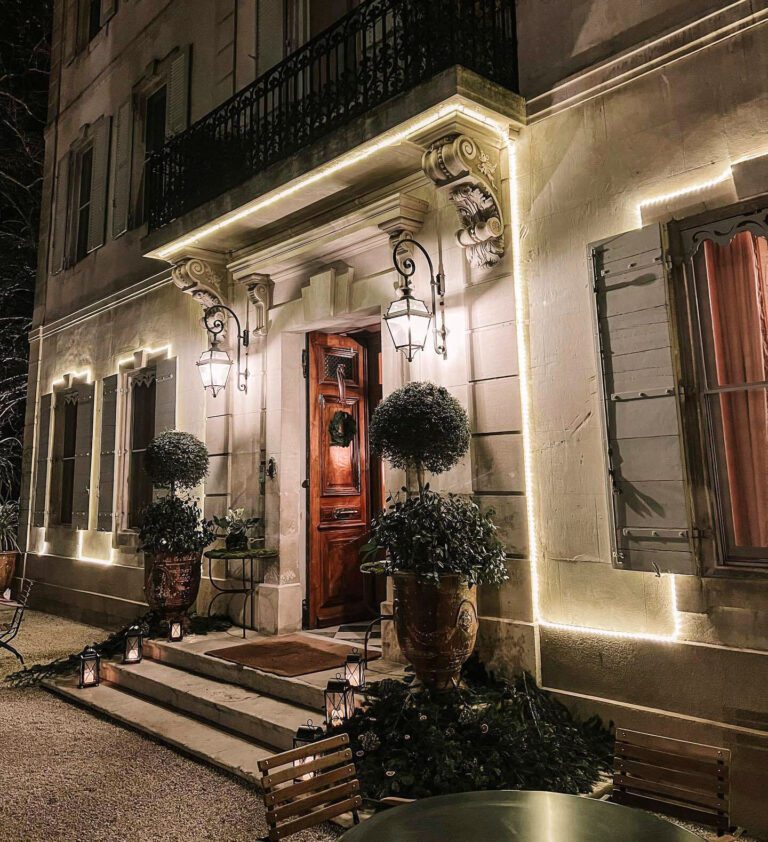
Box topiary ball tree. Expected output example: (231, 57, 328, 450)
(144, 430, 209, 496)
(370, 382, 469, 492)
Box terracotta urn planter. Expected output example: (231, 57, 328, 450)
(0, 550, 17, 592)
(144, 552, 202, 622)
(393, 572, 479, 690)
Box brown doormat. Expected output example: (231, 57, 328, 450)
(205, 634, 381, 677)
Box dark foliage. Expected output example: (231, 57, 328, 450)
(362, 489, 508, 586)
(0, 0, 51, 497)
(138, 495, 215, 556)
(335, 657, 613, 801)
(369, 382, 469, 485)
(5, 611, 232, 688)
(144, 430, 210, 493)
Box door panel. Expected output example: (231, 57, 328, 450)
(308, 332, 369, 627)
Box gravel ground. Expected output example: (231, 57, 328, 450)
(0, 610, 341, 842)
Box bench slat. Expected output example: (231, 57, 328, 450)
(263, 748, 352, 789)
(613, 790, 730, 830)
(269, 795, 363, 841)
(264, 764, 357, 808)
(615, 729, 729, 763)
(258, 734, 349, 773)
(615, 758, 730, 794)
(269, 780, 361, 823)
(613, 773, 727, 811)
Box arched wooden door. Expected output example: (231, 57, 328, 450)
(307, 331, 370, 627)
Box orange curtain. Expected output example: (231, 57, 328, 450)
(704, 233, 768, 547)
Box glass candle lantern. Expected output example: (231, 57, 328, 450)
(324, 676, 355, 728)
(169, 620, 184, 642)
(344, 648, 365, 690)
(78, 645, 101, 688)
(123, 623, 143, 664)
(293, 719, 325, 780)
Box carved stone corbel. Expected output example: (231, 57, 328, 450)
(171, 257, 226, 310)
(422, 134, 505, 268)
(239, 273, 274, 336)
(378, 195, 429, 262)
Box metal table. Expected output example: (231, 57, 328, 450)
(340, 791, 705, 841)
(204, 549, 267, 639)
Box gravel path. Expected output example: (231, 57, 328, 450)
(0, 610, 341, 842)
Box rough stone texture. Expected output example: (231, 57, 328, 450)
(0, 611, 339, 841)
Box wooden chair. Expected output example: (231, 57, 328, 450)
(612, 727, 732, 835)
(258, 733, 362, 841)
(0, 580, 33, 664)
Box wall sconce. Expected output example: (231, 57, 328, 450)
(293, 719, 325, 780)
(344, 648, 365, 691)
(197, 304, 250, 397)
(123, 623, 143, 664)
(169, 620, 184, 642)
(324, 675, 355, 728)
(78, 645, 101, 688)
(384, 236, 447, 362)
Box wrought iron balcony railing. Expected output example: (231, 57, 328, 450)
(146, 0, 518, 231)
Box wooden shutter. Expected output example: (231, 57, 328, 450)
(87, 115, 111, 253)
(50, 153, 71, 273)
(72, 382, 96, 530)
(154, 357, 177, 433)
(100, 0, 117, 27)
(97, 375, 118, 531)
(33, 394, 53, 528)
(166, 48, 190, 137)
(591, 223, 697, 575)
(257, 0, 285, 75)
(63, 0, 78, 63)
(111, 98, 132, 237)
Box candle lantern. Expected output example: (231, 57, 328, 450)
(344, 648, 365, 690)
(169, 620, 184, 642)
(324, 675, 355, 728)
(78, 645, 101, 688)
(293, 719, 325, 780)
(123, 623, 143, 664)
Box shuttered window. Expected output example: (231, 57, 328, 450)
(74, 145, 93, 262)
(33, 394, 53, 527)
(86, 115, 111, 252)
(111, 98, 132, 238)
(128, 370, 156, 528)
(97, 375, 119, 531)
(71, 382, 96, 530)
(50, 154, 72, 274)
(57, 394, 79, 526)
(166, 48, 190, 137)
(591, 223, 696, 575)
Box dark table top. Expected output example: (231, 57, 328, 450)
(340, 791, 705, 841)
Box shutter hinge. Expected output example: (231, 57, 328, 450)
(301, 349, 308, 378)
(663, 252, 674, 272)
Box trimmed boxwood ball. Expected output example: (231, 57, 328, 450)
(144, 430, 209, 492)
(370, 382, 469, 479)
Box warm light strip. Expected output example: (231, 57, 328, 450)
(637, 168, 732, 210)
(51, 368, 93, 387)
(150, 102, 506, 261)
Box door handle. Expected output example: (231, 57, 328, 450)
(333, 508, 358, 520)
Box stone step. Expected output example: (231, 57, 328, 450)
(102, 658, 318, 751)
(43, 678, 271, 787)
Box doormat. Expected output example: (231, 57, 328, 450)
(205, 634, 381, 677)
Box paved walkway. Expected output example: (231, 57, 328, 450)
(0, 610, 340, 841)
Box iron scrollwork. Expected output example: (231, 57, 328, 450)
(202, 304, 250, 393)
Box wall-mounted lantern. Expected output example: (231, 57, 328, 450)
(384, 237, 447, 362)
(197, 304, 250, 397)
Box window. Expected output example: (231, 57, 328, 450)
(683, 222, 768, 567)
(141, 86, 167, 224)
(59, 397, 79, 526)
(75, 145, 93, 263)
(127, 371, 156, 528)
(87, 0, 101, 42)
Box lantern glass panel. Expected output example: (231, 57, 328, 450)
(324, 678, 355, 727)
(169, 621, 184, 642)
(197, 346, 233, 397)
(384, 294, 431, 360)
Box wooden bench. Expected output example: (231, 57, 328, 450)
(612, 727, 731, 835)
(258, 733, 362, 841)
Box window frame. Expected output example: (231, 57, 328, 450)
(670, 197, 768, 577)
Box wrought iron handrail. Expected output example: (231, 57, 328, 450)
(147, 0, 517, 231)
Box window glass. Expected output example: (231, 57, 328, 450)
(128, 374, 156, 528)
(60, 398, 78, 525)
(145, 86, 167, 155)
(88, 0, 101, 42)
(75, 145, 93, 262)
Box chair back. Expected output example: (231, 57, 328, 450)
(612, 727, 731, 833)
(257, 733, 362, 841)
(4, 580, 33, 637)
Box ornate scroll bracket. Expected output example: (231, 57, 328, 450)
(171, 257, 226, 310)
(239, 273, 274, 336)
(422, 134, 505, 268)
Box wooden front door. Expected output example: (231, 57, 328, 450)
(307, 332, 370, 627)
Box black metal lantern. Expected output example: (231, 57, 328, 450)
(344, 648, 365, 690)
(324, 675, 355, 728)
(123, 623, 143, 664)
(78, 645, 101, 688)
(168, 620, 184, 642)
(197, 304, 250, 397)
(293, 719, 325, 779)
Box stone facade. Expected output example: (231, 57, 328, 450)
(19, 0, 768, 834)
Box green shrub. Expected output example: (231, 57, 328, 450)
(370, 382, 469, 488)
(139, 496, 215, 556)
(362, 490, 507, 586)
(0, 500, 19, 552)
(144, 430, 209, 493)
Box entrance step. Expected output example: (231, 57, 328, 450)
(102, 658, 318, 751)
(43, 678, 271, 787)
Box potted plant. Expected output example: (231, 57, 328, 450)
(213, 508, 261, 551)
(0, 500, 19, 597)
(363, 382, 508, 689)
(139, 431, 215, 623)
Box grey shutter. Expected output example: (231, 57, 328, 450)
(591, 223, 696, 575)
(166, 48, 190, 136)
(97, 375, 118, 531)
(50, 153, 71, 273)
(72, 383, 96, 530)
(111, 98, 132, 238)
(33, 394, 53, 527)
(100, 0, 117, 27)
(63, 0, 78, 63)
(257, 0, 285, 75)
(154, 357, 177, 433)
(87, 116, 111, 252)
